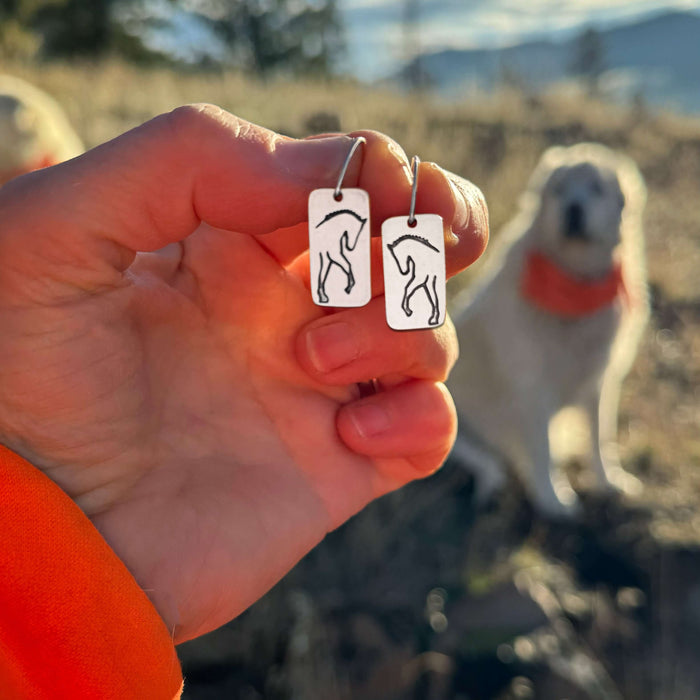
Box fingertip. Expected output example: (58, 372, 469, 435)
(406, 444, 455, 477)
(434, 380, 458, 443)
(336, 381, 457, 470)
(418, 163, 490, 275)
(448, 171, 489, 268)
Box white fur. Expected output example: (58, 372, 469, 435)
(0, 75, 83, 183)
(448, 143, 648, 518)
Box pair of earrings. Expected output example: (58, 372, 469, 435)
(308, 137, 446, 331)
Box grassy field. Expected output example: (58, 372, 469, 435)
(7, 60, 700, 698)
(13, 59, 698, 537)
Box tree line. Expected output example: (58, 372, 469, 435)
(0, 0, 344, 77)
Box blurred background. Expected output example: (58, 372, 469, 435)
(2, 1, 700, 698)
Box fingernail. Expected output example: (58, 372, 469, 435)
(387, 140, 411, 183)
(347, 403, 391, 438)
(277, 135, 353, 185)
(447, 174, 470, 231)
(305, 322, 360, 373)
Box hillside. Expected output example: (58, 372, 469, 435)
(5, 61, 700, 698)
(398, 10, 700, 113)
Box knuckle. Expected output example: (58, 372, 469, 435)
(164, 104, 278, 159)
(164, 103, 241, 143)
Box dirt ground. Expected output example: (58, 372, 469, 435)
(178, 468, 700, 699)
(176, 90, 699, 697)
(8, 62, 700, 699)
(178, 88, 700, 698)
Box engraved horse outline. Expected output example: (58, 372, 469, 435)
(314, 208, 367, 303)
(387, 233, 441, 326)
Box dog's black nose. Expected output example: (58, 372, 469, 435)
(564, 202, 586, 239)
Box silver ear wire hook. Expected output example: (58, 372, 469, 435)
(334, 136, 366, 201)
(309, 136, 371, 308)
(381, 153, 445, 330)
(408, 155, 420, 226)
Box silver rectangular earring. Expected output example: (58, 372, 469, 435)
(381, 156, 446, 330)
(308, 137, 371, 308)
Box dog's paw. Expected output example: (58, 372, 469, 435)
(536, 496, 583, 521)
(604, 468, 644, 497)
(533, 479, 583, 520)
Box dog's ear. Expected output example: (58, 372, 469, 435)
(615, 154, 647, 216)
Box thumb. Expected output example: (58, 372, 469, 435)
(0, 104, 357, 299)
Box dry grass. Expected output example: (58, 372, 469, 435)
(7, 58, 700, 698)
(14, 58, 698, 540)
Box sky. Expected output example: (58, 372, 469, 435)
(341, 0, 700, 79)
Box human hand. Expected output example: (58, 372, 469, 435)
(0, 105, 488, 642)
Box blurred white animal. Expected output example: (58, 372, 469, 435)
(0, 75, 83, 185)
(448, 143, 648, 518)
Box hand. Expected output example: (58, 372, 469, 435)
(0, 105, 488, 642)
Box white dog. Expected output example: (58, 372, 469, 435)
(0, 75, 83, 185)
(448, 143, 648, 518)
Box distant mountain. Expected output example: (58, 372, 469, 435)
(396, 10, 700, 113)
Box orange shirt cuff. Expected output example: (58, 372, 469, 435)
(0, 444, 183, 699)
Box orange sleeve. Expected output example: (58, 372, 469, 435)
(0, 445, 183, 699)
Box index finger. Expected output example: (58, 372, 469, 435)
(0, 105, 366, 299)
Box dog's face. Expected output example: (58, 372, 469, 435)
(533, 155, 626, 275)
